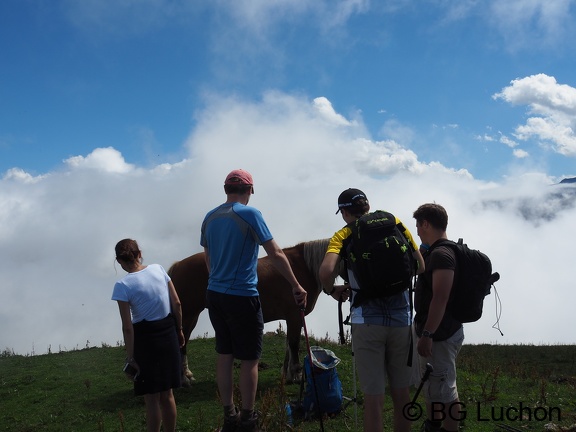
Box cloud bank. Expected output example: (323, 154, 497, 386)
(1, 91, 574, 355)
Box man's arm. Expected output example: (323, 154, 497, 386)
(167, 280, 186, 348)
(319, 252, 339, 291)
(262, 239, 307, 308)
(319, 252, 350, 300)
(413, 249, 425, 275)
(417, 268, 454, 357)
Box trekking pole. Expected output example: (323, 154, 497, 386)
(300, 308, 325, 432)
(403, 363, 433, 422)
(351, 339, 358, 431)
(412, 363, 433, 403)
(339, 294, 358, 430)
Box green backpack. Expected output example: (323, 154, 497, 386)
(345, 210, 416, 306)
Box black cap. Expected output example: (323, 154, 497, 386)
(336, 188, 368, 214)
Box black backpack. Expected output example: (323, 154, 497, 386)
(429, 238, 500, 323)
(345, 210, 416, 306)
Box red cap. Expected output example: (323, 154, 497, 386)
(224, 169, 253, 186)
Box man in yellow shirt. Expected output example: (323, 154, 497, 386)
(319, 188, 424, 432)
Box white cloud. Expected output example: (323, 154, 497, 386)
(312, 97, 353, 126)
(432, 0, 576, 51)
(515, 117, 576, 156)
(354, 138, 429, 177)
(512, 148, 529, 158)
(64, 147, 135, 173)
(2, 168, 44, 183)
(487, 0, 576, 49)
(476, 134, 495, 142)
(493, 74, 576, 114)
(499, 134, 518, 148)
(494, 74, 576, 156)
(1, 93, 575, 356)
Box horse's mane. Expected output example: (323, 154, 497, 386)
(302, 238, 330, 288)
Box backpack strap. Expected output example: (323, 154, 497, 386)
(426, 238, 460, 286)
(427, 238, 458, 252)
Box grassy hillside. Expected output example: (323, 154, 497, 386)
(1, 330, 575, 431)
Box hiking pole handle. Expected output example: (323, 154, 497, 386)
(422, 362, 434, 382)
(410, 363, 434, 404)
(300, 308, 309, 340)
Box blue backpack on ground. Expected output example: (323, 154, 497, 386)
(301, 346, 343, 417)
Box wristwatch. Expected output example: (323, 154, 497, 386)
(324, 285, 336, 295)
(422, 330, 434, 338)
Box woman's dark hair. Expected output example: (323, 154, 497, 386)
(413, 203, 448, 231)
(224, 184, 253, 195)
(115, 238, 141, 263)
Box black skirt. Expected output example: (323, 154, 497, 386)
(133, 314, 182, 396)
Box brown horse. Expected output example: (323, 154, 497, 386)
(168, 239, 333, 385)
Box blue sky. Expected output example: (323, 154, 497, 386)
(2, 0, 575, 180)
(1, 1, 576, 354)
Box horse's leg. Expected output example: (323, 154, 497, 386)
(284, 313, 303, 383)
(181, 346, 193, 385)
(181, 310, 201, 386)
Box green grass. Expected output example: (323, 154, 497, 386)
(1, 331, 575, 431)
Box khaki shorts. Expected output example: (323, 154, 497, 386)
(418, 326, 464, 403)
(352, 324, 413, 395)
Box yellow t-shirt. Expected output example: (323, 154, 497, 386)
(327, 213, 418, 325)
(326, 215, 418, 256)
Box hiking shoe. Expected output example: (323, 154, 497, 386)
(220, 411, 240, 432)
(238, 412, 260, 432)
(421, 419, 442, 432)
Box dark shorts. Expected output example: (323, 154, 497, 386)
(133, 314, 182, 396)
(206, 290, 264, 360)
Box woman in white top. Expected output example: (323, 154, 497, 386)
(112, 238, 185, 432)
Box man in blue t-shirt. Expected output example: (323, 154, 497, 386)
(201, 169, 307, 432)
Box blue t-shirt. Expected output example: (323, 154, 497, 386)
(200, 202, 273, 296)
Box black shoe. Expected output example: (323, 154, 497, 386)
(220, 410, 240, 432)
(238, 412, 260, 432)
(422, 419, 442, 432)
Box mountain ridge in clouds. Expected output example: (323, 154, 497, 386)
(480, 177, 576, 224)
